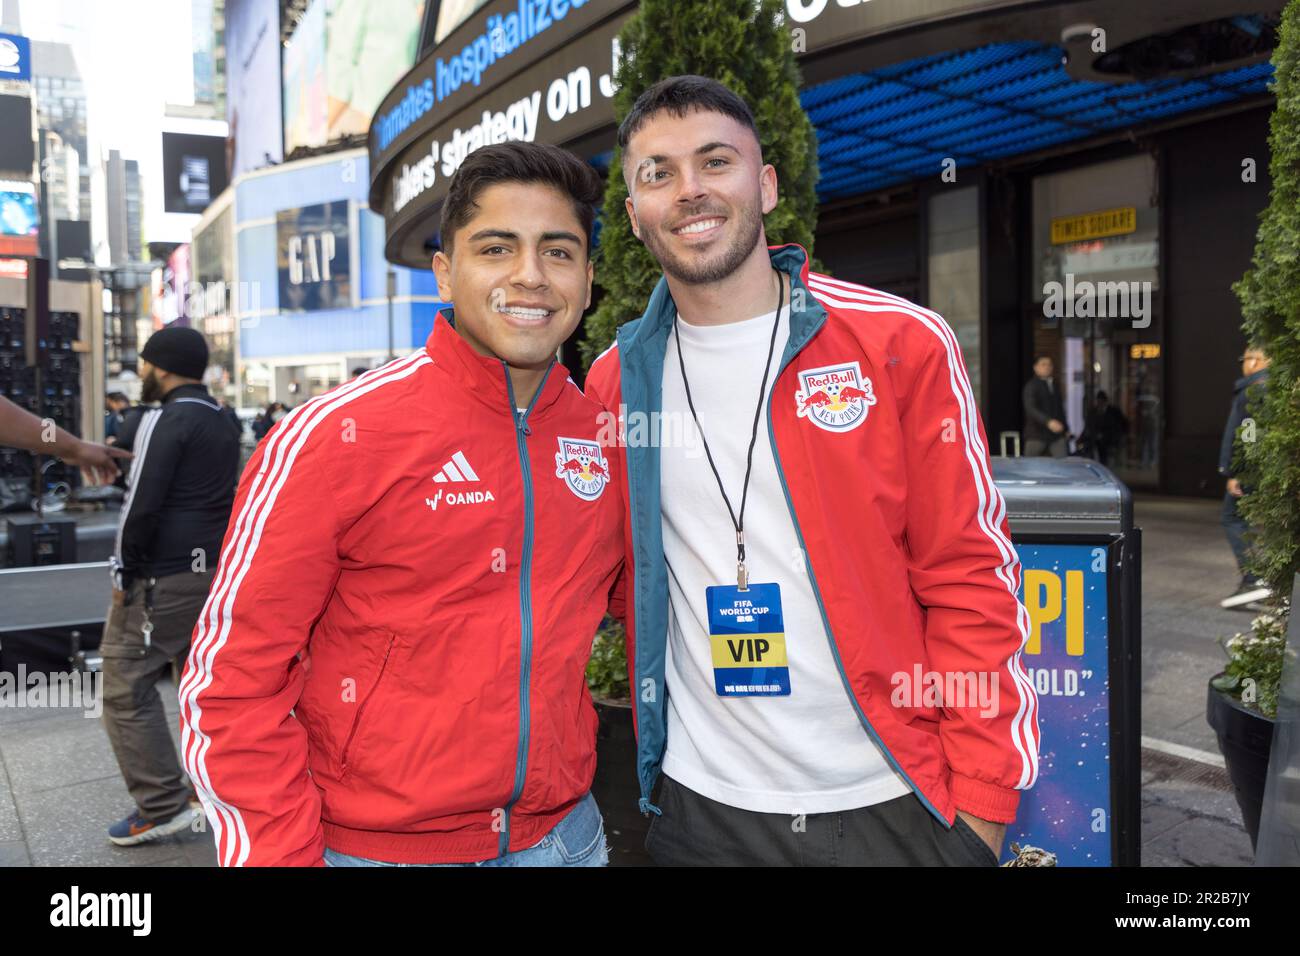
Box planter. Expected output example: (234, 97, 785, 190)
(1206, 676, 1275, 851)
(591, 698, 652, 866)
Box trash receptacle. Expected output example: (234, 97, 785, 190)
(992, 456, 1140, 867)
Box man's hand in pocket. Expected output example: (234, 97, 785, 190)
(956, 810, 1005, 858)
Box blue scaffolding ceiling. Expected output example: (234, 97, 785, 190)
(802, 41, 1275, 200)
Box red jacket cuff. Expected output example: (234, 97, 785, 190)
(950, 772, 1021, 824)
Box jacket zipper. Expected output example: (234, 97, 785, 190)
(763, 314, 949, 828)
(339, 632, 397, 775)
(499, 362, 552, 857)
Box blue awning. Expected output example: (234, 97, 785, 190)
(802, 41, 1275, 199)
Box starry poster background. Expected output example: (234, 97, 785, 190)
(1001, 543, 1111, 866)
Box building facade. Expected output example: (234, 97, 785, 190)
(369, 0, 1284, 496)
(193, 147, 444, 410)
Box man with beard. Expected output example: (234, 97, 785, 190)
(586, 76, 1039, 866)
(103, 326, 240, 846)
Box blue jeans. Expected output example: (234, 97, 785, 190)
(322, 792, 608, 867)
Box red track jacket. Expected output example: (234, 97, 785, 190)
(585, 244, 1040, 826)
(179, 313, 621, 865)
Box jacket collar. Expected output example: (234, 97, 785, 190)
(425, 308, 568, 418)
(1234, 367, 1270, 390)
(618, 243, 828, 366)
(161, 382, 212, 404)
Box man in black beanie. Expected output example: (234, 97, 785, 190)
(102, 326, 241, 846)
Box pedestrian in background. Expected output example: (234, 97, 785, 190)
(1218, 346, 1271, 609)
(1080, 389, 1127, 467)
(251, 401, 286, 443)
(1022, 354, 1069, 457)
(101, 326, 241, 846)
(104, 392, 130, 444)
(216, 396, 241, 438)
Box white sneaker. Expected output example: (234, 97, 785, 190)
(1221, 581, 1271, 609)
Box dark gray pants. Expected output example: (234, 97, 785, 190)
(1024, 436, 1068, 458)
(100, 568, 215, 821)
(645, 774, 999, 866)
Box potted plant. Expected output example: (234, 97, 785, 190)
(1211, 0, 1300, 853)
(1206, 602, 1290, 850)
(586, 619, 650, 864)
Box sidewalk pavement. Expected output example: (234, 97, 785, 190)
(0, 494, 1263, 866)
(1136, 495, 1259, 867)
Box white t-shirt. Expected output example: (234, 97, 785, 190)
(659, 303, 912, 814)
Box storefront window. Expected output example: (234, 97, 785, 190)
(1031, 154, 1161, 487)
(243, 361, 272, 410)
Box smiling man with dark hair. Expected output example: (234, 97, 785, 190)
(587, 75, 1040, 867)
(180, 141, 623, 867)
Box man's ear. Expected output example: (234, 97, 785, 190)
(431, 250, 453, 302)
(624, 195, 641, 240)
(760, 163, 778, 216)
(584, 256, 594, 311)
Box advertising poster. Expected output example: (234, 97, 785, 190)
(283, 0, 328, 153)
(162, 132, 228, 214)
(226, 0, 285, 176)
(0, 179, 38, 256)
(284, 0, 424, 152)
(1003, 542, 1112, 866)
(276, 200, 352, 312)
(324, 0, 425, 142)
(0, 32, 31, 82)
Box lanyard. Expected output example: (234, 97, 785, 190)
(673, 271, 785, 591)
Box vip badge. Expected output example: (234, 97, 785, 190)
(554, 437, 610, 500)
(794, 361, 876, 432)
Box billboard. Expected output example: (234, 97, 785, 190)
(153, 244, 193, 327)
(276, 200, 352, 312)
(1003, 543, 1112, 866)
(226, 0, 284, 177)
(0, 32, 31, 82)
(283, 0, 327, 152)
(432, 0, 492, 45)
(161, 132, 229, 214)
(55, 218, 92, 262)
(0, 180, 38, 238)
(284, 0, 424, 154)
(0, 94, 34, 174)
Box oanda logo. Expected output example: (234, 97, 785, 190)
(424, 488, 495, 511)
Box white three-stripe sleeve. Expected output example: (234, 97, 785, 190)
(178, 351, 430, 866)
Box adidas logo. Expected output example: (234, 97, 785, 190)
(432, 451, 479, 483)
(425, 451, 494, 511)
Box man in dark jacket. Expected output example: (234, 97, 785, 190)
(1219, 346, 1271, 609)
(1080, 390, 1128, 467)
(1022, 355, 1069, 457)
(102, 326, 241, 845)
